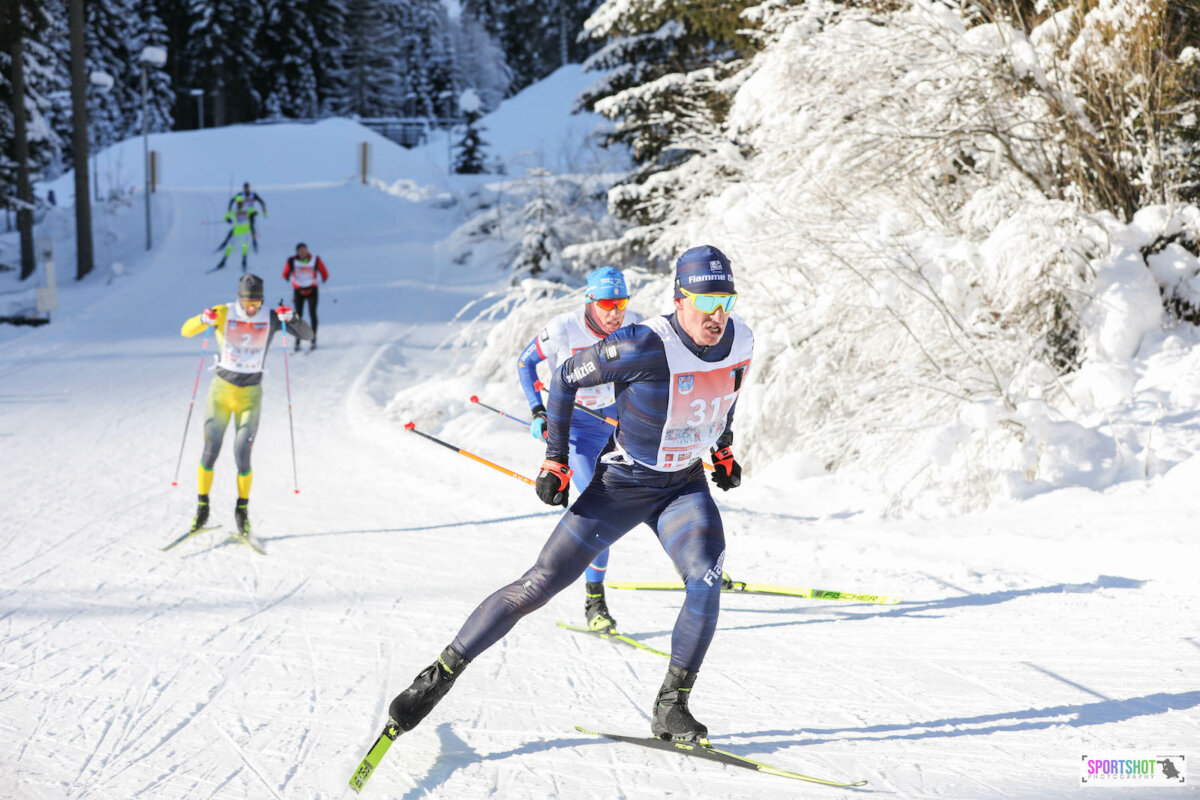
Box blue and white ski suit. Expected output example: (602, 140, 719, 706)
(455, 312, 753, 671)
(517, 306, 642, 582)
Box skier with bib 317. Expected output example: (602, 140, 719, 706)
(517, 265, 642, 632)
(180, 274, 312, 545)
(383, 244, 752, 744)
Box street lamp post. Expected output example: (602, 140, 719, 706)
(139, 46, 167, 251)
(190, 88, 205, 129)
(89, 71, 113, 203)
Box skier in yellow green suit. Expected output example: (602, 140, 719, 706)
(180, 274, 312, 542)
(214, 199, 259, 272)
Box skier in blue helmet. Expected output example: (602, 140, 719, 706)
(516, 265, 642, 631)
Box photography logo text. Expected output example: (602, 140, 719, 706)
(1081, 753, 1186, 787)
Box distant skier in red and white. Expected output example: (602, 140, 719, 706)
(282, 242, 329, 350)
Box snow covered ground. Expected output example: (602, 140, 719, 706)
(1, 68, 1197, 799)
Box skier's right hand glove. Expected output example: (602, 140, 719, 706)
(201, 307, 217, 326)
(709, 446, 742, 491)
(536, 457, 573, 507)
(275, 305, 294, 323)
(529, 405, 548, 440)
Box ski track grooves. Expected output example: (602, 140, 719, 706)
(212, 721, 284, 800)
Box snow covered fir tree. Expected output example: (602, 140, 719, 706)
(452, 88, 488, 174)
(2, 2, 1200, 797)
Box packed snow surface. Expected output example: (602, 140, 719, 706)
(1, 67, 1196, 799)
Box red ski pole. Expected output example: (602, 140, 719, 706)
(172, 327, 211, 486)
(469, 395, 531, 427)
(281, 317, 300, 494)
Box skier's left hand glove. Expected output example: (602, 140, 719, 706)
(529, 405, 548, 440)
(536, 457, 573, 507)
(709, 446, 741, 491)
(275, 305, 294, 323)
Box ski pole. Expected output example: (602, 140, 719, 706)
(534, 379, 619, 426)
(404, 422, 535, 486)
(281, 319, 300, 494)
(171, 327, 211, 486)
(469, 395, 531, 427)
(535, 380, 713, 470)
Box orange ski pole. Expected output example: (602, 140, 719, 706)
(404, 422, 535, 486)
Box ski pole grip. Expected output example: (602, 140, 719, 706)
(534, 380, 545, 392)
(404, 421, 416, 431)
(469, 395, 479, 403)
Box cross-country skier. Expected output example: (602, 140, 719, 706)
(386, 244, 751, 744)
(516, 265, 641, 631)
(228, 181, 267, 245)
(282, 242, 329, 351)
(180, 273, 313, 543)
(214, 199, 258, 272)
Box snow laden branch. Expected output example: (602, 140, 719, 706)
(631, 0, 1165, 512)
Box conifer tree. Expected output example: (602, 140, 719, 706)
(132, 0, 174, 136)
(464, 0, 600, 93)
(451, 9, 510, 112)
(258, 0, 320, 118)
(335, 0, 404, 116)
(300, 0, 347, 116)
(577, 0, 758, 230)
(185, 0, 264, 125)
(2, 0, 68, 278)
(453, 88, 487, 174)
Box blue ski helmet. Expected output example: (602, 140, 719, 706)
(674, 245, 735, 298)
(585, 266, 629, 302)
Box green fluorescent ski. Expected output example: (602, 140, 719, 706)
(575, 726, 868, 787)
(348, 719, 400, 794)
(231, 530, 267, 555)
(606, 578, 901, 605)
(161, 525, 222, 551)
(556, 621, 670, 658)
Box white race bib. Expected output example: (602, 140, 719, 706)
(642, 315, 752, 471)
(217, 302, 271, 374)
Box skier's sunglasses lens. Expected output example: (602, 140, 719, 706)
(681, 288, 736, 314)
(593, 297, 629, 311)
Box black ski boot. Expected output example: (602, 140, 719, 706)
(234, 498, 250, 536)
(651, 664, 708, 742)
(585, 581, 617, 631)
(388, 645, 469, 732)
(190, 494, 210, 531)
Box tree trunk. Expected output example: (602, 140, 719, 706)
(8, 14, 35, 280)
(69, 0, 94, 280)
(559, 1, 569, 68)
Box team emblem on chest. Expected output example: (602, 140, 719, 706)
(676, 375, 694, 395)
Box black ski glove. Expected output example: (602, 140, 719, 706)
(536, 457, 573, 507)
(709, 446, 741, 491)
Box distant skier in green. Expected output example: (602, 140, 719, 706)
(228, 181, 267, 246)
(214, 199, 258, 272)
